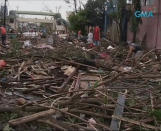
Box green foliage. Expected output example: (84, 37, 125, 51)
(54, 13, 62, 19)
(0, 112, 18, 131)
(85, 0, 106, 28)
(0, 112, 18, 122)
(57, 18, 69, 27)
(151, 109, 161, 122)
(9, 39, 23, 57)
(117, 0, 126, 20)
(68, 10, 87, 34)
(3, 124, 14, 131)
(68, 0, 106, 33)
(94, 81, 99, 88)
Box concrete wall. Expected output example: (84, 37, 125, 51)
(127, 0, 161, 49)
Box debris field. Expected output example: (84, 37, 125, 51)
(0, 37, 161, 131)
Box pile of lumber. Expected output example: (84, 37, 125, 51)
(0, 38, 160, 131)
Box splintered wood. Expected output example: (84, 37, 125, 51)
(0, 38, 160, 131)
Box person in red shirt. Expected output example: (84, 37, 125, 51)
(0, 26, 7, 46)
(94, 25, 100, 46)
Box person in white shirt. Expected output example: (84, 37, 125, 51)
(87, 29, 93, 44)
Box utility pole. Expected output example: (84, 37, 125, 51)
(74, 0, 77, 13)
(104, 2, 107, 33)
(104, 1, 109, 33)
(4, 0, 7, 27)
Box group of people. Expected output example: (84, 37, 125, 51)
(77, 26, 143, 64)
(0, 24, 143, 64)
(78, 25, 101, 47)
(87, 25, 100, 47)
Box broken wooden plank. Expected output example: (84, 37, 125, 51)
(110, 91, 127, 131)
(56, 58, 97, 69)
(59, 67, 77, 90)
(9, 109, 56, 126)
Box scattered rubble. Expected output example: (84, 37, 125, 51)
(0, 37, 160, 131)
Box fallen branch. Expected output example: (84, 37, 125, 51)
(35, 104, 110, 130)
(9, 109, 60, 126)
(57, 58, 97, 69)
(98, 72, 124, 87)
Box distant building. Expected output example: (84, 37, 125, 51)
(56, 25, 66, 34)
(8, 10, 57, 31)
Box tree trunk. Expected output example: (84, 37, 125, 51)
(119, 21, 123, 42)
(133, 31, 136, 42)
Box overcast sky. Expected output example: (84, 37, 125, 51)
(1, 0, 87, 19)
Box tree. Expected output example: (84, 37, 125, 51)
(64, 0, 78, 13)
(67, 0, 106, 33)
(118, 0, 127, 42)
(107, 0, 127, 42)
(54, 13, 62, 19)
(85, 0, 106, 29)
(65, 0, 85, 13)
(68, 10, 87, 34)
(130, 0, 142, 42)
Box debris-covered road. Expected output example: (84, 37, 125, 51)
(0, 37, 161, 131)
